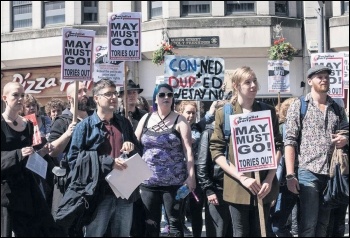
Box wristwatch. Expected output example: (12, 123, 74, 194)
(285, 173, 296, 180)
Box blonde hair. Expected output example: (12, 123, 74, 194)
(177, 101, 198, 114)
(279, 97, 298, 123)
(230, 66, 260, 104)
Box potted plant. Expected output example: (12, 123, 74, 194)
(152, 40, 175, 65)
(268, 37, 298, 61)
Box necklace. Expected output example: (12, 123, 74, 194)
(3, 113, 19, 126)
(151, 111, 172, 132)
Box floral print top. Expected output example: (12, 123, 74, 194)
(284, 93, 348, 174)
(141, 115, 187, 186)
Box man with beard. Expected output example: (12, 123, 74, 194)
(284, 65, 349, 237)
(47, 82, 91, 235)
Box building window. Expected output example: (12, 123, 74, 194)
(342, 1, 349, 15)
(82, 1, 98, 23)
(150, 1, 162, 19)
(12, 1, 32, 29)
(275, 1, 288, 16)
(181, 1, 211, 16)
(44, 1, 65, 26)
(226, 1, 255, 15)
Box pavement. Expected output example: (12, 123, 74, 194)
(160, 206, 349, 237)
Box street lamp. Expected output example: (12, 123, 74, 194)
(317, 1, 325, 53)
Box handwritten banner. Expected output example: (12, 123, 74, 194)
(163, 55, 225, 101)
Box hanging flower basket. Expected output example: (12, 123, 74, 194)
(268, 37, 298, 62)
(152, 41, 175, 65)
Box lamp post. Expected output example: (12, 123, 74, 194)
(317, 1, 325, 53)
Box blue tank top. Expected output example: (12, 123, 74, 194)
(141, 114, 187, 186)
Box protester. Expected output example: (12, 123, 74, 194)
(117, 79, 147, 129)
(23, 94, 52, 140)
(197, 101, 233, 237)
(137, 95, 151, 113)
(48, 82, 91, 235)
(116, 79, 147, 237)
(326, 97, 348, 238)
(66, 79, 140, 237)
(134, 83, 196, 236)
(284, 65, 349, 237)
(270, 97, 299, 237)
(45, 98, 66, 121)
(23, 93, 57, 208)
(176, 100, 217, 237)
(1, 82, 63, 237)
(210, 66, 283, 236)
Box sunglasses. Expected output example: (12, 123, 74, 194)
(158, 92, 174, 98)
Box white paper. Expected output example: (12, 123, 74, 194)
(105, 153, 152, 199)
(26, 152, 48, 179)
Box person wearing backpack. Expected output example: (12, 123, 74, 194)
(270, 97, 300, 237)
(210, 66, 283, 236)
(284, 65, 349, 237)
(47, 81, 91, 236)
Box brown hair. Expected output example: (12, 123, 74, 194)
(45, 98, 66, 115)
(279, 97, 298, 123)
(23, 94, 40, 111)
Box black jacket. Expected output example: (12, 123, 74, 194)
(196, 124, 224, 197)
(54, 150, 113, 234)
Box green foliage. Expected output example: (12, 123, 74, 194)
(268, 37, 298, 61)
(152, 41, 175, 65)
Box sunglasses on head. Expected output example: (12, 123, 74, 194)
(158, 92, 174, 98)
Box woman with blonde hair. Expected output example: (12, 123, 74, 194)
(210, 66, 283, 236)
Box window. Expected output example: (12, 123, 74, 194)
(226, 1, 255, 15)
(342, 1, 349, 15)
(275, 1, 288, 16)
(150, 1, 162, 19)
(181, 1, 211, 16)
(44, 1, 65, 26)
(82, 1, 98, 23)
(12, 1, 32, 29)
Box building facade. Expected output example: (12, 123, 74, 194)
(1, 1, 349, 111)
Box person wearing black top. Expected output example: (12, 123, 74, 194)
(1, 82, 63, 237)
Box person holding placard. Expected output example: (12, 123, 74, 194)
(1, 82, 64, 237)
(210, 66, 283, 237)
(66, 79, 140, 237)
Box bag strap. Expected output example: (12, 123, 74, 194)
(223, 103, 233, 142)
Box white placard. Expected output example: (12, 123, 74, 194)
(230, 110, 277, 173)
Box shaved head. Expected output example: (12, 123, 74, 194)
(2, 82, 23, 96)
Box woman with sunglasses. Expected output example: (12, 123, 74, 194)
(210, 66, 283, 237)
(135, 83, 196, 237)
(1, 82, 64, 237)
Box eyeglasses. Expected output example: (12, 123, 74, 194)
(158, 92, 174, 98)
(98, 91, 118, 98)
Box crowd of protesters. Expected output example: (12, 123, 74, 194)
(1, 65, 349, 237)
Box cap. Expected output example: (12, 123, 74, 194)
(307, 65, 332, 79)
(118, 80, 143, 96)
